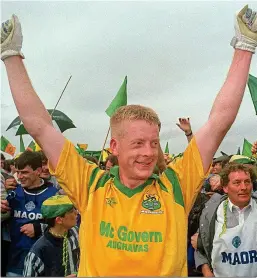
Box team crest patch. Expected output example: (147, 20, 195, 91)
(141, 193, 163, 214)
(232, 236, 241, 248)
(106, 197, 117, 207)
(25, 201, 36, 212)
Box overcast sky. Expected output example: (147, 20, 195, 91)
(1, 1, 256, 158)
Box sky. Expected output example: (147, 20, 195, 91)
(1, 1, 257, 158)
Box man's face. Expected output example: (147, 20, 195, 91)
(0, 159, 5, 169)
(17, 165, 42, 188)
(111, 120, 159, 181)
(212, 162, 222, 174)
(105, 160, 113, 172)
(223, 170, 253, 208)
(41, 161, 51, 179)
(10, 164, 16, 174)
(163, 153, 169, 163)
(59, 208, 78, 229)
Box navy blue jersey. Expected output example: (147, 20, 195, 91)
(6, 181, 58, 274)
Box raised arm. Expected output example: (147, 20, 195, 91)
(1, 16, 65, 169)
(195, 5, 257, 173)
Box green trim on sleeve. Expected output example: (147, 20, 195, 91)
(88, 167, 101, 189)
(95, 172, 112, 191)
(164, 168, 184, 208)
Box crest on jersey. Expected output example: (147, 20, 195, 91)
(232, 236, 241, 248)
(25, 201, 36, 212)
(142, 193, 161, 211)
(106, 197, 117, 208)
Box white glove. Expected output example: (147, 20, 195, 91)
(1, 14, 24, 60)
(231, 5, 257, 53)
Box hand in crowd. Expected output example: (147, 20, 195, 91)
(176, 118, 192, 135)
(1, 199, 11, 213)
(209, 174, 221, 191)
(20, 223, 35, 238)
(5, 177, 17, 190)
(191, 232, 199, 249)
(201, 264, 214, 277)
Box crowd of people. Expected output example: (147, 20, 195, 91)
(1, 4, 257, 277)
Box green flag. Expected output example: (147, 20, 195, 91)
(248, 74, 257, 115)
(242, 138, 252, 157)
(20, 135, 25, 152)
(236, 147, 240, 155)
(27, 141, 36, 151)
(0, 136, 16, 156)
(105, 76, 127, 117)
(164, 142, 169, 154)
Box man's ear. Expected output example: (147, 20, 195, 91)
(110, 138, 119, 156)
(223, 186, 228, 194)
(35, 167, 42, 176)
(55, 216, 63, 225)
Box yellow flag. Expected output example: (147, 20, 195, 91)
(35, 142, 41, 151)
(102, 150, 109, 162)
(105, 147, 112, 154)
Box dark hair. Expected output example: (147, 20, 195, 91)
(106, 155, 118, 166)
(84, 155, 98, 164)
(221, 157, 231, 168)
(37, 151, 48, 164)
(3, 159, 14, 173)
(45, 218, 56, 228)
(188, 192, 209, 241)
(1, 153, 6, 161)
(220, 163, 257, 187)
(15, 150, 42, 170)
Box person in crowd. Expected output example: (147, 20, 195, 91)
(37, 151, 60, 190)
(202, 156, 230, 193)
(211, 160, 223, 175)
(187, 192, 209, 276)
(23, 195, 80, 277)
(229, 154, 257, 195)
(163, 117, 193, 167)
(3, 159, 12, 174)
(1, 5, 257, 276)
(176, 117, 194, 143)
(105, 154, 118, 172)
(204, 174, 224, 197)
(1, 173, 11, 277)
(0, 151, 58, 276)
(194, 163, 257, 277)
(84, 155, 98, 165)
(1, 153, 6, 169)
(1, 154, 13, 180)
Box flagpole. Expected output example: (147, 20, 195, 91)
(51, 75, 72, 116)
(98, 126, 111, 166)
(34, 75, 72, 151)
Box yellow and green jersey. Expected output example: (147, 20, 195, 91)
(49, 137, 207, 276)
